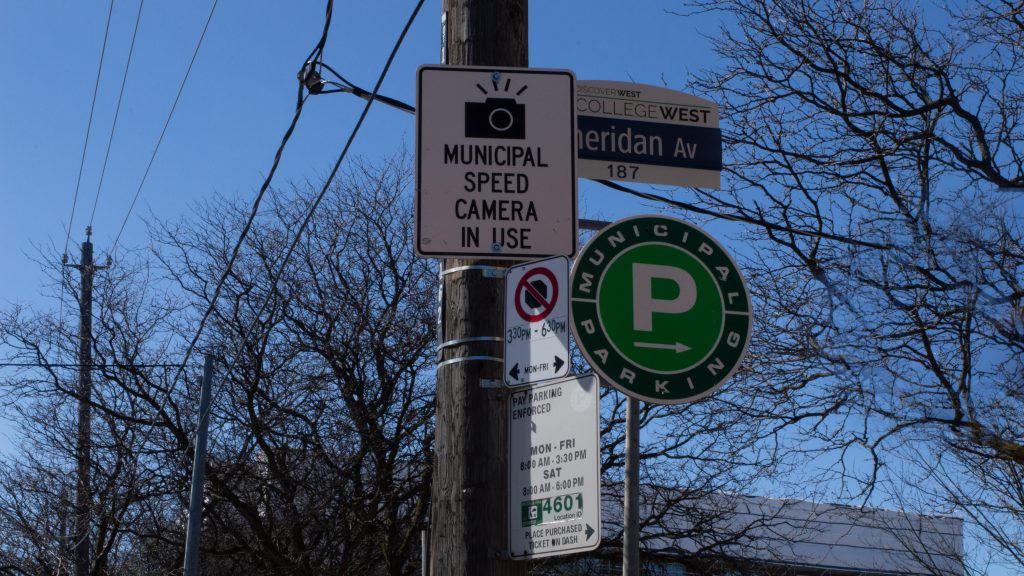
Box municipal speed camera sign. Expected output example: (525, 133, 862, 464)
(569, 215, 752, 403)
(416, 65, 577, 259)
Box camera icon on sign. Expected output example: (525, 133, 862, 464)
(465, 97, 526, 139)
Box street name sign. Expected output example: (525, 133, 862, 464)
(505, 256, 570, 387)
(570, 215, 751, 403)
(416, 65, 578, 258)
(576, 80, 721, 188)
(509, 373, 601, 559)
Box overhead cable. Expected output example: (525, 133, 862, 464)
(216, 0, 426, 376)
(65, 0, 116, 258)
(59, 0, 116, 363)
(316, 86, 891, 250)
(190, 0, 426, 455)
(89, 0, 147, 229)
(165, 0, 335, 396)
(111, 0, 220, 254)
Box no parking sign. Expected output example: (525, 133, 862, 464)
(514, 266, 559, 322)
(505, 256, 570, 386)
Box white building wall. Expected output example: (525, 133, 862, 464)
(604, 491, 964, 575)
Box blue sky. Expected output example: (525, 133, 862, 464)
(0, 0, 719, 459)
(0, 0, 715, 309)
(3, 1, 1008, 573)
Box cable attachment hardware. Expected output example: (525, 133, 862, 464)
(440, 265, 507, 278)
(437, 336, 503, 353)
(437, 356, 503, 369)
(298, 61, 326, 95)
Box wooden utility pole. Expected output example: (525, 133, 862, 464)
(67, 227, 108, 576)
(430, 1, 528, 575)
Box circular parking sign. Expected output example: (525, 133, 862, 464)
(570, 215, 752, 403)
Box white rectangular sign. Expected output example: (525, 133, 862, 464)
(509, 374, 601, 559)
(416, 65, 578, 258)
(504, 256, 570, 387)
(576, 80, 721, 188)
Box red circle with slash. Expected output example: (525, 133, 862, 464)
(514, 267, 559, 322)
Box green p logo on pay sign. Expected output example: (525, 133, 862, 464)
(570, 215, 752, 403)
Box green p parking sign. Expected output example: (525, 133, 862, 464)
(570, 215, 751, 403)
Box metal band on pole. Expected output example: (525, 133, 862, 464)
(436, 355, 504, 369)
(440, 264, 507, 277)
(437, 336, 503, 351)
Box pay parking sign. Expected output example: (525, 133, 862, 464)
(569, 215, 752, 403)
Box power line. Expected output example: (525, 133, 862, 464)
(59, 1, 116, 372)
(316, 61, 415, 113)
(89, 0, 147, 229)
(164, 0, 336, 403)
(304, 0, 333, 63)
(64, 0, 115, 259)
(164, 86, 309, 394)
(312, 84, 891, 251)
(0, 363, 183, 369)
(111, 0, 220, 254)
(186, 0, 425, 469)
(96, 0, 341, 499)
(232, 0, 426, 352)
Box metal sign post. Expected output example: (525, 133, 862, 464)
(183, 355, 215, 576)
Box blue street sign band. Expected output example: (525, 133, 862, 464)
(576, 115, 722, 171)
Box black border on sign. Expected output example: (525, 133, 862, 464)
(415, 64, 578, 259)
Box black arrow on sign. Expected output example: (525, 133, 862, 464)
(585, 524, 595, 540)
(553, 355, 565, 372)
(509, 363, 520, 381)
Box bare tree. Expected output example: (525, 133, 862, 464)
(148, 153, 436, 575)
(0, 247, 187, 576)
(0, 154, 437, 575)
(677, 0, 1023, 569)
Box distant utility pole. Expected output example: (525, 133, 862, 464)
(183, 354, 216, 576)
(66, 226, 109, 576)
(430, 1, 528, 575)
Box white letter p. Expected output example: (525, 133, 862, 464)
(632, 263, 696, 332)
